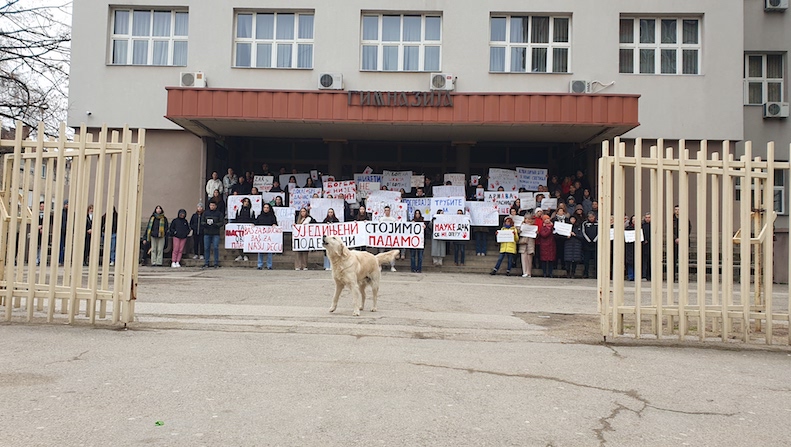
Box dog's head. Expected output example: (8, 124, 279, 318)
(322, 236, 346, 257)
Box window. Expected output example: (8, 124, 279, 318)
(111, 9, 188, 66)
(619, 17, 700, 75)
(489, 15, 570, 73)
(234, 12, 314, 69)
(361, 14, 441, 71)
(744, 54, 784, 105)
(735, 171, 785, 214)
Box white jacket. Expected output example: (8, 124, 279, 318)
(206, 178, 223, 196)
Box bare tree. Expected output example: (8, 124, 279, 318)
(0, 0, 70, 135)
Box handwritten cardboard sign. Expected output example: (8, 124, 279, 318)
(432, 214, 471, 240)
(243, 225, 284, 253)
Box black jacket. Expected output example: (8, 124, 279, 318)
(232, 182, 252, 195)
(169, 216, 191, 239)
(255, 210, 278, 226)
(189, 211, 204, 236)
(202, 209, 224, 235)
(234, 206, 256, 224)
(582, 221, 598, 251)
(101, 209, 118, 234)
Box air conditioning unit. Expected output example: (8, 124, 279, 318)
(763, 102, 790, 118)
(180, 71, 206, 87)
(429, 73, 455, 91)
(318, 72, 343, 90)
(569, 80, 591, 94)
(765, 0, 789, 11)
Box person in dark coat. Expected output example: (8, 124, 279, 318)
(201, 201, 224, 268)
(625, 215, 636, 281)
(231, 176, 252, 195)
(641, 212, 652, 281)
(83, 204, 93, 266)
(101, 207, 119, 265)
(563, 215, 584, 278)
(189, 203, 204, 260)
(232, 197, 255, 262)
(537, 214, 556, 278)
(582, 212, 598, 278)
(58, 199, 69, 265)
(254, 203, 278, 270)
(168, 209, 191, 268)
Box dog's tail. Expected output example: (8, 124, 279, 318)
(375, 249, 400, 265)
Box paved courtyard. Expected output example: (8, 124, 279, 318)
(2, 268, 790, 446)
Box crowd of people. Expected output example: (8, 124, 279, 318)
(27, 161, 689, 280)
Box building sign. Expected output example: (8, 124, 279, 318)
(347, 91, 453, 107)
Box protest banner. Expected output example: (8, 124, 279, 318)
(225, 223, 253, 249)
(496, 228, 516, 243)
(518, 192, 536, 211)
(280, 173, 311, 189)
(309, 198, 346, 223)
(323, 180, 356, 203)
(288, 188, 322, 210)
(365, 221, 425, 248)
(274, 206, 296, 232)
(261, 192, 285, 205)
(466, 201, 500, 226)
(624, 229, 645, 243)
(487, 168, 518, 191)
(432, 214, 471, 240)
(411, 175, 425, 189)
(292, 222, 365, 251)
(403, 198, 432, 219)
(362, 166, 373, 174)
(484, 191, 519, 215)
(227, 195, 263, 220)
(357, 181, 380, 199)
(310, 170, 319, 180)
(554, 221, 573, 237)
(541, 198, 558, 210)
(512, 215, 525, 227)
(516, 167, 548, 191)
(320, 175, 335, 186)
(470, 175, 480, 186)
(382, 170, 412, 191)
(432, 185, 465, 197)
(253, 175, 273, 192)
(443, 173, 465, 187)
(475, 187, 484, 199)
(520, 224, 538, 238)
(243, 226, 284, 253)
(354, 173, 383, 185)
(366, 190, 405, 221)
(430, 196, 465, 216)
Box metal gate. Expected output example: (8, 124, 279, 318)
(598, 138, 790, 345)
(0, 122, 145, 325)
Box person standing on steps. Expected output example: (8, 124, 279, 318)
(201, 201, 224, 268)
(205, 171, 223, 201)
(254, 203, 278, 270)
(490, 216, 518, 276)
(189, 203, 204, 261)
(169, 209, 191, 268)
(145, 205, 168, 267)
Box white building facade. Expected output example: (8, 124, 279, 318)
(68, 0, 791, 275)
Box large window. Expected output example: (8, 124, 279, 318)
(619, 18, 700, 75)
(735, 171, 785, 215)
(111, 9, 188, 65)
(234, 12, 314, 68)
(489, 15, 570, 73)
(744, 54, 784, 105)
(361, 14, 441, 71)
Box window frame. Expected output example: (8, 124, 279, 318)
(232, 11, 315, 69)
(619, 17, 701, 75)
(109, 8, 189, 66)
(359, 13, 442, 72)
(734, 171, 786, 215)
(743, 53, 785, 106)
(488, 14, 572, 74)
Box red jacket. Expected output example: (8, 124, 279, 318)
(537, 222, 557, 261)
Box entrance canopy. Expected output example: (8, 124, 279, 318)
(166, 88, 639, 145)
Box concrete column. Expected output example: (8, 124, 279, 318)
(452, 142, 474, 178)
(326, 140, 345, 178)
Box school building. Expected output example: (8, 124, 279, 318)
(68, 1, 791, 276)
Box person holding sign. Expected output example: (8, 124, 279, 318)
(537, 214, 556, 278)
(294, 208, 313, 270)
(563, 215, 584, 279)
(453, 209, 466, 266)
(254, 203, 278, 270)
(232, 197, 255, 262)
(322, 208, 340, 270)
(490, 216, 519, 276)
(518, 213, 537, 277)
(429, 210, 447, 266)
(582, 212, 599, 278)
(625, 215, 636, 281)
(201, 202, 224, 268)
(410, 210, 426, 273)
